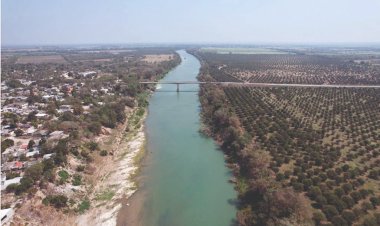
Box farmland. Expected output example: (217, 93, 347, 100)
(16, 55, 67, 64)
(198, 52, 380, 85)
(195, 48, 380, 226)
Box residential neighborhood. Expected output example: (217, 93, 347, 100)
(1, 47, 180, 225)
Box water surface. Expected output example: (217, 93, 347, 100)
(142, 50, 236, 226)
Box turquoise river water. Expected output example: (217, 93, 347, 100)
(139, 50, 236, 226)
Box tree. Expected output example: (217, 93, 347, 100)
(6, 79, 23, 88)
(15, 129, 24, 137)
(312, 212, 326, 225)
(73, 103, 83, 115)
(341, 210, 355, 223)
(322, 205, 339, 220)
(88, 122, 102, 135)
(331, 215, 348, 226)
(28, 140, 35, 149)
(15, 177, 33, 195)
(24, 163, 43, 181)
(87, 141, 99, 151)
(43, 195, 68, 208)
(1, 139, 14, 153)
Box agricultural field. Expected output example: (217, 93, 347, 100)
(16, 55, 68, 64)
(195, 47, 380, 226)
(141, 54, 175, 63)
(198, 51, 380, 85)
(223, 86, 380, 225)
(199, 47, 290, 55)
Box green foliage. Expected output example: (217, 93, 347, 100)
(95, 189, 115, 201)
(6, 172, 20, 180)
(6, 79, 23, 88)
(76, 199, 90, 213)
(24, 163, 43, 181)
(312, 212, 326, 225)
(341, 210, 355, 223)
(87, 122, 102, 135)
(58, 170, 70, 182)
(1, 139, 14, 153)
(14, 177, 34, 195)
(43, 195, 68, 208)
(5, 183, 19, 193)
(76, 165, 85, 172)
(322, 205, 339, 220)
(86, 141, 99, 151)
(28, 139, 35, 149)
(72, 174, 82, 186)
(15, 129, 24, 137)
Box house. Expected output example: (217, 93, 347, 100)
(35, 112, 48, 119)
(1, 147, 16, 163)
(48, 131, 68, 140)
(25, 160, 40, 168)
(43, 153, 55, 160)
(26, 127, 37, 136)
(26, 150, 40, 158)
(0, 208, 14, 224)
(79, 71, 97, 77)
(12, 161, 24, 170)
(58, 105, 73, 113)
(1, 176, 22, 191)
(1, 161, 24, 172)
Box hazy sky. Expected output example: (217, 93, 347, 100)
(2, 0, 380, 45)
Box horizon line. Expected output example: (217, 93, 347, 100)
(2, 41, 380, 49)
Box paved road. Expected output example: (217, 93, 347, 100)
(139, 81, 380, 88)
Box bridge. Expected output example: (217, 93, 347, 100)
(139, 81, 380, 92)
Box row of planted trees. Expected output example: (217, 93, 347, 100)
(198, 64, 313, 225)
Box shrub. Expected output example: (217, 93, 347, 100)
(76, 165, 85, 172)
(86, 141, 99, 151)
(1, 139, 14, 153)
(76, 199, 90, 213)
(58, 170, 69, 182)
(43, 195, 68, 208)
(24, 163, 43, 181)
(15, 177, 34, 195)
(5, 183, 18, 193)
(6, 172, 20, 180)
(72, 174, 82, 186)
(100, 150, 108, 156)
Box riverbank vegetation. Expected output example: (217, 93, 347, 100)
(1, 47, 180, 224)
(194, 48, 380, 226)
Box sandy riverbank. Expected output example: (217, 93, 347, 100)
(75, 109, 147, 226)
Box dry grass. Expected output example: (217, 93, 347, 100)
(16, 55, 67, 64)
(142, 54, 174, 63)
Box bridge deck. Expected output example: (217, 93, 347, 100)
(139, 81, 380, 88)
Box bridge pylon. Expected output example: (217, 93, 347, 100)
(176, 83, 179, 92)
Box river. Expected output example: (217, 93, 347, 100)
(122, 50, 236, 226)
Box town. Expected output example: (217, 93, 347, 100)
(1, 47, 180, 224)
